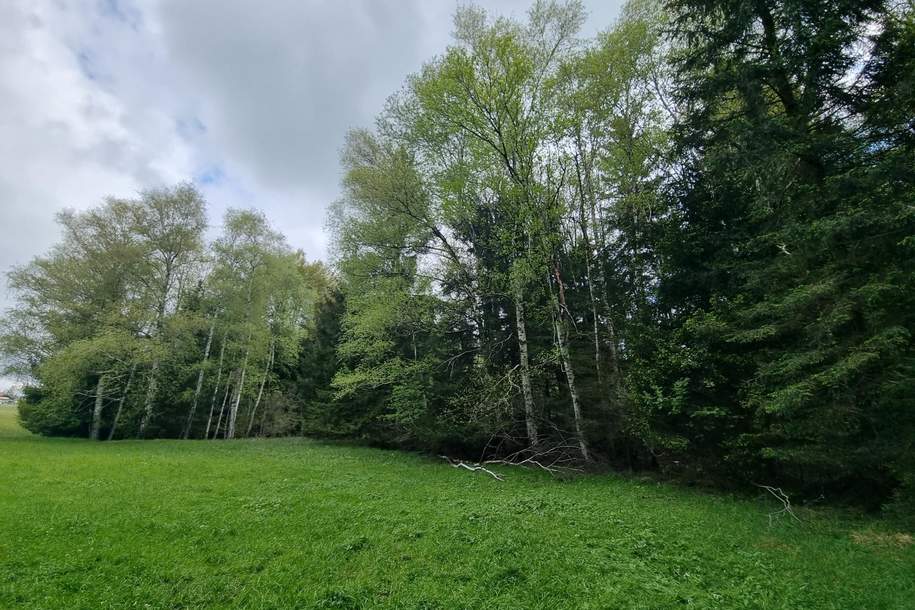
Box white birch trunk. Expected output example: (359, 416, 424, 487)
(183, 318, 216, 439)
(513, 288, 538, 446)
(90, 374, 106, 441)
(108, 362, 136, 441)
(551, 266, 590, 461)
(226, 280, 256, 440)
(213, 372, 233, 440)
(227, 347, 249, 440)
(139, 264, 173, 439)
(577, 133, 623, 388)
(204, 332, 227, 440)
(138, 358, 159, 438)
(246, 338, 274, 437)
(575, 156, 605, 389)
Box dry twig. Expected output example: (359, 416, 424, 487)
(755, 483, 802, 527)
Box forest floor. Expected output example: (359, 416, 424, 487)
(0, 408, 912, 609)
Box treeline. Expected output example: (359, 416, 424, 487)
(325, 0, 915, 513)
(2, 0, 913, 516)
(0, 185, 331, 440)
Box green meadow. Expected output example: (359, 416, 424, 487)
(0, 408, 912, 609)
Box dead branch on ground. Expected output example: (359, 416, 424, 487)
(755, 483, 802, 526)
(440, 456, 505, 481)
(441, 443, 585, 482)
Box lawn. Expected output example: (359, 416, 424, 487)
(0, 407, 912, 609)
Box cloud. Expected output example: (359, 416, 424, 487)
(0, 1, 194, 288)
(158, 1, 425, 191)
(0, 0, 623, 306)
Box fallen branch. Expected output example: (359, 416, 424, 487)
(441, 444, 585, 481)
(440, 456, 505, 481)
(755, 483, 802, 527)
(484, 445, 584, 475)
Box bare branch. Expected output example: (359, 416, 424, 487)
(755, 483, 802, 527)
(440, 455, 505, 481)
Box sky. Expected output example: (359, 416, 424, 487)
(0, 0, 623, 322)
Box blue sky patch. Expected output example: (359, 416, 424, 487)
(195, 166, 225, 186)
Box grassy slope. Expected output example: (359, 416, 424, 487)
(0, 408, 912, 609)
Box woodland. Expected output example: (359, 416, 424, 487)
(2, 0, 914, 521)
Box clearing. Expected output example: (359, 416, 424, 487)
(0, 408, 912, 609)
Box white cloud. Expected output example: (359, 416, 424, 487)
(1, 0, 624, 299)
(0, 0, 195, 290)
(0, 0, 624, 388)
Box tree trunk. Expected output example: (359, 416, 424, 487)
(246, 338, 275, 437)
(576, 132, 623, 388)
(585, 255, 605, 380)
(227, 347, 250, 440)
(138, 358, 159, 438)
(183, 318, 216, 439)
(204, 332, 228, 440)
(108, 362, 136, 441)
(576, 137, 624, 452)
(575, 155, 605, 389)
(227, 282, 255, 440)
(551, 265, 590, 461)
(213, 372, 233, 440)
(139, 266, 172, 439)
(513, 288, 538, 446)
(90, 374, 107, 441)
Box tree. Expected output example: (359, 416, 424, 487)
(406, 1, 590, 454)
(204, 209, 310, 440)
(2, 187, 318, 441)
(130, 184, 206, 437)
(652, 0, 915, 500)
(2, 198, 148, 436)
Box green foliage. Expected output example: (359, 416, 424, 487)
(323, 0, 915, 511)
(638, 0, 915, 503)
(17, 331, 143, 436)
(1, 187, 322, 441)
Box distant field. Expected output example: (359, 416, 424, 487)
(0, 408, 912, 609)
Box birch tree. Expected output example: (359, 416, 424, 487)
(131, 185, 206, 437)
(208, 210, 307, 439)
(407, 1, 586, 449)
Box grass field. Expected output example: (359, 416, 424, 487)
(0, 407, 912, 609)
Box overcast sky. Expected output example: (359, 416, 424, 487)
(1, 0, 623, 314)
